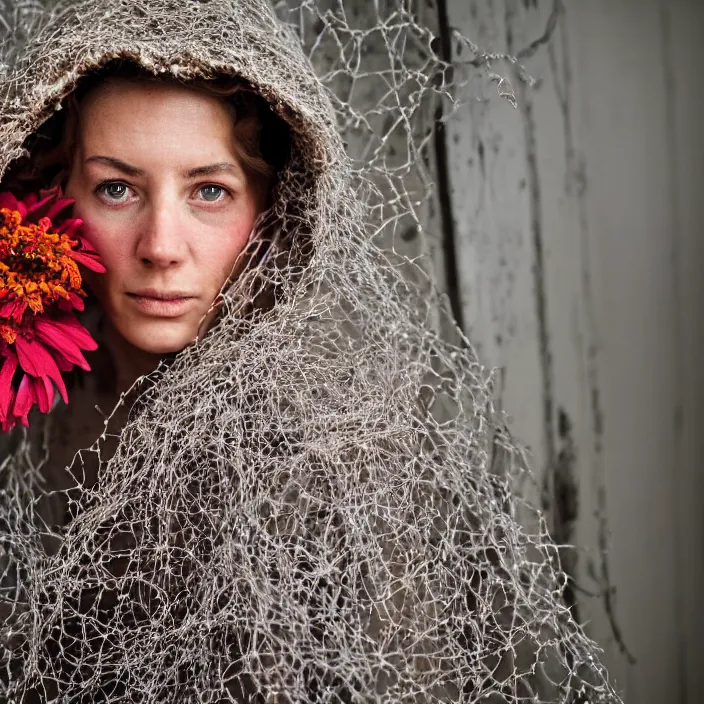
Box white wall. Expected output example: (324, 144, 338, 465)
(442, 1, 704, 700)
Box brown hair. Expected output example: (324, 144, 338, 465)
(2, 60, 292, 204)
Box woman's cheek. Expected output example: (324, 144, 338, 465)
(80, 216, 128, 269)
(220, 220, 256, 272)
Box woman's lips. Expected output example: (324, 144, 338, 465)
(126, 292, 197, 318)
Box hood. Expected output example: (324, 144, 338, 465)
(0, 0, 345, 244)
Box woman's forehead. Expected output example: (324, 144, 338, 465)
(79, 78, 236, 134)
(75, 79, 245, 174)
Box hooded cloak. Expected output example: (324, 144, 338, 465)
(0, 0, 623, 701)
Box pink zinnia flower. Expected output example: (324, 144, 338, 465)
(0, 186, 104, 431)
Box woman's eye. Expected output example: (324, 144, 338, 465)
(98, 182, 131, 202)
(198, 185, 227, 202)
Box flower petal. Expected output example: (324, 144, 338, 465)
(32, 376, 55, 414)
(51, 349, 75, 373)
(39, 187, 74, 218)
(0, 192, 19, 211)
(58, 292, 85, 313)
(0, 352, 18, 425)
(69, 292, 85, 311)
(70, 248, 106, 273)
(13, 300, 27, 322)
(14, 335, 68, 403)
(0, 299, 19, 319)
(23, 187, 74, 223)
(12, 374, 35, 424)
(38, 185, 62, 201)
(24, 192, 55, 219)
(0, 299, 28, 322)
(48, 315, 98, 351)
(34, 317, 91, 371)
(57, 217, 83, 237)
(44, 198, 75, 222)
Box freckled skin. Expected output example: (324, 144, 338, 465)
(65, 79, 262, 357)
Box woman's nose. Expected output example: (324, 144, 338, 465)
(135, 198, 187, 268)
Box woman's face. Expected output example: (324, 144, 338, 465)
(65, 79, 263, 355)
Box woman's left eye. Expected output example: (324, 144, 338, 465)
(198, 185, 227, 202)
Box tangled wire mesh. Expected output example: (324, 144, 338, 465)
(0, 0, 623, 701)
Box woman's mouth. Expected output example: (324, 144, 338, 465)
(127, 290, 197, 317)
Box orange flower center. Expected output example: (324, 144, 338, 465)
(0, 207, 84, 330)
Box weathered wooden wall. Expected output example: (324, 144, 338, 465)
(294, 0, 704, 698)
(438, 0, 704, 700)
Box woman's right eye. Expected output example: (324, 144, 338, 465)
(97, 182, 132, 203)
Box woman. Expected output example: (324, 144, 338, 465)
(0, 0, 622, 701)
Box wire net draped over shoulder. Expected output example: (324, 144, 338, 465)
(0, 0, 622, 701)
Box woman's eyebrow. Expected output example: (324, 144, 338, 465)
(83, 157, 241, 180)
(85, 155, 144, 176)
(185, 163, 241, 179)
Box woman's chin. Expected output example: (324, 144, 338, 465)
(115, 320, 199, 356)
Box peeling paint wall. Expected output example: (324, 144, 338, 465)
(438, 0, 704, 700)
